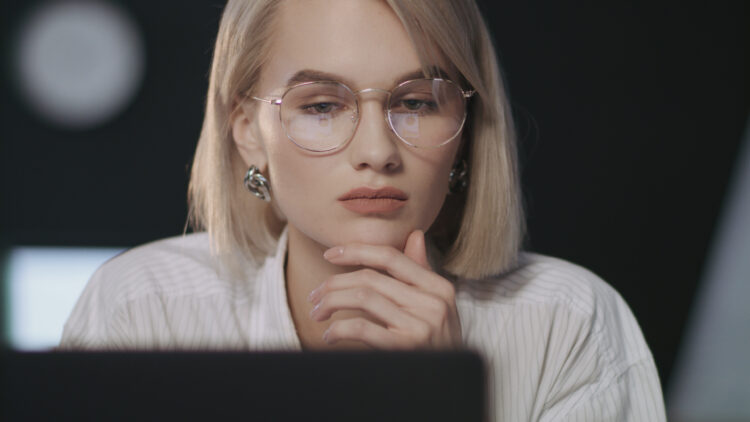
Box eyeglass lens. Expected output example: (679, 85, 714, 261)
(280, 80, 466, 152)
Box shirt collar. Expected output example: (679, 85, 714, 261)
(255, 225, 303, 351)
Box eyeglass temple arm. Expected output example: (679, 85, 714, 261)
(251, 96, 283, 106)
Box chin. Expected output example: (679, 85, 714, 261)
(293, 218, 412, 251)
(338, 219, 416, 249)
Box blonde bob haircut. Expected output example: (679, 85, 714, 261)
(188, 0, 525, 280)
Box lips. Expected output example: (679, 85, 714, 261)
(338, 187, 408, 201)
(338, 187, 408, 214)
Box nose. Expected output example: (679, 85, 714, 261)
(347, 94, 402, 173)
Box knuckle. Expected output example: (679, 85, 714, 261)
(426, 297, 446, 314)
(355, 287, 372, 303)
(327, 320, 342, 336)
(321, 275, 342, 293)
(425, 298, 449, 327)
(360, 268, 378, 280)
(328, 273, 346, 286)
(439, 281, 456, 301)
(351, 318, 369, 334)
(386, 247, 400, 261)
(434, 299, 449, 316)
(415, 321, 431, 343)
(318, 278, 331, 293)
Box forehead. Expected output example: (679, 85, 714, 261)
(260, 0, 425, 92)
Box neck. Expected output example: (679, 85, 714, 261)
(285, 225, 353, 295)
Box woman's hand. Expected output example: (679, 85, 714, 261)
(306, 230, 462, 350)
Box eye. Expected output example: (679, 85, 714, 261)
(393, 97, 438, 113)
(299, 100, 350, 115)
(306, 102, 335, 113)
(402, 99, 427, 110)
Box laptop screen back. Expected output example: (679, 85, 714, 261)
(2, 350, 486, 421)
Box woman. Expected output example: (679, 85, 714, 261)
(61, 0, 666, 419)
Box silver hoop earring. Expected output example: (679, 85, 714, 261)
(448, 159, 468, 194)
(244, 165, 271, 202)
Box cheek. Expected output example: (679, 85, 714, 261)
(261, 129, 332, 222)
(425, 142, 460, 190)
(256, 107, 316, 200)
(268, 149, 327, 199)
(404, 145, 459, 230)
(418, 159, 453, 223)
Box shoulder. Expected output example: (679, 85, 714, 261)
(87, 232, 258, 305)
(60, 233, 261, 349)
(456, 253, 664, 419)
(456, 251, 654, 369)
(457, 252, 618, 316)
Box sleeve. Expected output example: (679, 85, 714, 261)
(556, 359, 666, 421)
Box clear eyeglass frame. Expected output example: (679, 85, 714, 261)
(249, 78, 475, 153)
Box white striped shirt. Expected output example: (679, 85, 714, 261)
(61, 229, 666, 421)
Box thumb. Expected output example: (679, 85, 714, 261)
(403, 230, 430, 270)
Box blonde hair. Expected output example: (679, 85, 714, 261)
(188, 0, 525, 280)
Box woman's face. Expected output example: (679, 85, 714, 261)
(236, 0, 462, 251)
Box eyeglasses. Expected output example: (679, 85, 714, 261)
(250, 78, 474, 153)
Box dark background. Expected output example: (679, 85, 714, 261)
(1, 0, 748, 403)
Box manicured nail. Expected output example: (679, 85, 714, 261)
(307, 289, 317, 303)
(309, 303, 320, 318)
(323, 246, 343, 260)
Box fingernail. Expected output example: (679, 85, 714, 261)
(307, 289, 316, 303)
(309, 303, 320, 318)
(323, 246, 343, 260)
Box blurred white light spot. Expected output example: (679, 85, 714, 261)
(5, 246, 124, 350)
(14, 1, 145, 128)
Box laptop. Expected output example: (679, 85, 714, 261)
(1, 350, 486, 421)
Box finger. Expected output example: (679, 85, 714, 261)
(403, 230, 430, 270)
(309, 268, 425, 308)
(310, 287, 424, 333)
(323, 243, 455, 302)
(309, 269, 452, 330)
(323, 317, 426, 350)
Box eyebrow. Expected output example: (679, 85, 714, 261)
(285, 68, 439, 89)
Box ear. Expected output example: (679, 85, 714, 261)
(231, 99, 268, 171)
